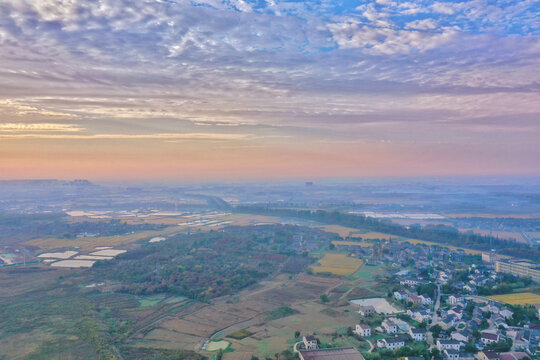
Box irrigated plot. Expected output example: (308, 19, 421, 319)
(310, 253, 363, 275)
(488, 292, 540, 305)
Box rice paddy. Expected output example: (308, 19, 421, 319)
(310, 253, 363, 276)
(488, 292, 540, 305)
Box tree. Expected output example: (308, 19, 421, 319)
(294, 331, 300, 338)
(251, 356, 260, 360)
(465, 341, 477, 353)
(347, 327, 354, 337)
(320, 294, 329, 303)
(430, 324, 442, 339)
(430, 348, 442, 360)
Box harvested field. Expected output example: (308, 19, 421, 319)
(350, 297, 400, 314)
(488, 292, 540, 305)
(316, 225, 363, 238)
(51, 260, 95, 268)
(310, 253, 363, 276)
(25, 225, 187, 252)
(400, 238, 485, 255)
(74, 255, 113, 260)
(37, 251, 78, 259)
(90, 249, 127, 257)
(354, 232, 396, 240)
(332, 240, 372, 247)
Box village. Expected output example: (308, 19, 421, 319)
(291, 238, 539, 360)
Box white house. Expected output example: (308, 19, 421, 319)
(302, 335, 319, 350)
(444, 349, 460, 360)
(355, 324, 371, 337)
(437, 339, 461, 351)
(409, 328, 427, 341)
(447, 295, 464, 305)
(377, 336, 407, 350)
(408, 309, 431, 323)
(481, 332, 499, 345)
(382, 319, 398, 334)
(394, 291, 408, 300)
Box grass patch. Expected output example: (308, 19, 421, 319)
(206, 340, 230, 352)
(265, 306, 300, 321)
(226, 329, 253, 340)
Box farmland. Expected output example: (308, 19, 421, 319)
(332, 240, 373, 247)
(310, 253, 364, 276)
(353, 232, 397, 240)
(488, 292, 540, 305)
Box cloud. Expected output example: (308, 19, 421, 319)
(0, 123, 83, 132)
(0, 0, 538, 156)
(0, 132, 251, 141)
(405, 19, 438, 30)
(328, 22, 458, 54)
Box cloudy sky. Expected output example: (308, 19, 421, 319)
(0, 0, 539, 180)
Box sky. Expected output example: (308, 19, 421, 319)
(0, 0, 539, 180)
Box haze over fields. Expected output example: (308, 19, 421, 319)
(0, 0, 539, 180)
(1, 1, 540, 360)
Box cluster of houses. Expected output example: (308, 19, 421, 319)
(298, 240, 539, 360)
(352, 241, 538, 359)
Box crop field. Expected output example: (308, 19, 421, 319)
(225, 300, 362, 359)
(354, 231, 397, 240)
(488, 292, 540, 305)
(332, 240, 373, 247)
(315, 225, 364, 238)
(400, 238, 485, 255)
(222, 213, 280, 226)
(206, 340, 230, 352)
(310, 253, 363, 275)
(459, 228, 527, 243)
(25, 225, 187, 251)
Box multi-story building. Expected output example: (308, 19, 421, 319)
(355, 324, 371, 337)
(495, 260, 540, 282)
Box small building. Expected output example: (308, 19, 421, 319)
(477, 351, 500, 360)
(443, 348, 460, 360)
(409, 327, 427, 341)
(299, 347, 365, 360)
(382, 319, 398, 334)
(481, 332, 499, 345)
(355, 324, 371, 337)
(451, 330, 470, 343)
(394, 291, 409, 300)
(437, 339, 461, 351)
(358, 305, 376, 316)
(377, 335, 407, 350)
(302, 335, 319, 350)
(408, 295, 424, 305)
(448, 294, 464, 305)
